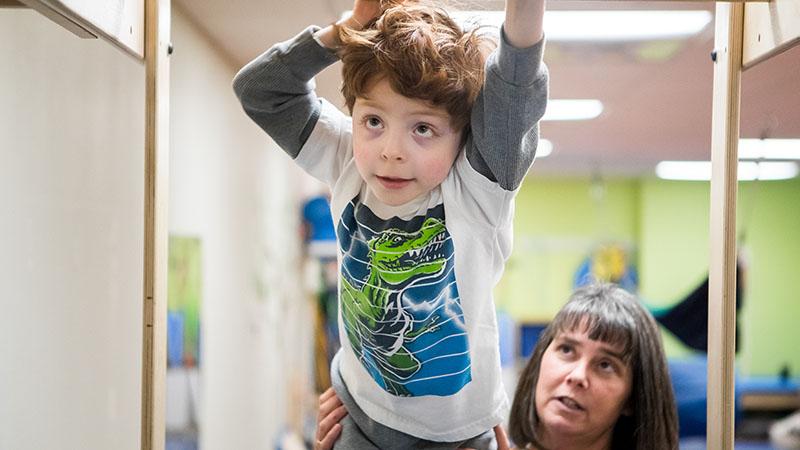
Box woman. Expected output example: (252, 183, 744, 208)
(316, 283, 679, 450)
(507, 283, 678, 450)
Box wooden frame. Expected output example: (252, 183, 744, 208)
(741, 392, 800, 411)
(8, 0, 796, 449)
(15, 0, 95, 38)
(708, 1, 799, 448)
(4, 0, 167, 448)
(141, 0, 170, 449)
(15, 0, 145, 58)
(708, 3, 744, 449)
(743, 0, 800, 68)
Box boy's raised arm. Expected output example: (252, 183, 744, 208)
(231, 0, 392, 158)
(503, 0, 545, 48)
(232, 25, 338, 158)
(465, 0, 548, 191)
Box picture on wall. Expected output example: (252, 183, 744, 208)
(168, 235, 202, 368)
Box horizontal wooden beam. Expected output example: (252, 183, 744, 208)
(547, 0, 769, 2)
(480, 0, 767, 10)
(741, 393, 800, 412)
(743, 0, 800, 68)
(17, 0, 96, 38)
(0, 0, 25, 7)
(17, 0, 144, 59)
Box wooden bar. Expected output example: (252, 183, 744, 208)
(543, 0, 769, 2)
(476, 0, 766, 10)
(16, 0, 144, 59)
(707, 2, 744, 450)
(537, 0, 768, 2)
(141, 0, 170, 448)
(741, 393, 800, 412)
(17, 0, 96, 38)
(743, 0, 800, 69)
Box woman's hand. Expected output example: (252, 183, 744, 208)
(313, 387, 348, 450)
(494, 424, 512, 450)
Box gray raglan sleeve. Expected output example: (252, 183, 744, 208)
(466, 28, 549, 191)
(232, 26, 340, 158)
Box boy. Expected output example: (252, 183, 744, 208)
(233, 0, 547, 448)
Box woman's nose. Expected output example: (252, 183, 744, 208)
(565, 362, 589, 388)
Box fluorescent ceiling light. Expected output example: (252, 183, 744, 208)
(543, 99, 603, 121)
(450, 10, 712, 41)
(537, 139, 553, 158)
(656, 161, 799, 181)
(739, 139, 800, 160)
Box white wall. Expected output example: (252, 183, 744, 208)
(169, 7, 318, 450)
(1, 6, 318, 450)
(0, 9, 145, 450)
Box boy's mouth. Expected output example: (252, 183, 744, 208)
(376, 175, 413, 189)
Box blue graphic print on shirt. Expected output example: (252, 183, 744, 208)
(337, 200, 472, 397)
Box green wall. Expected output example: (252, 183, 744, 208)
(497, 177, 640, 320)
(500, 176, 800, 377)
(637, 180, 710, 358)
(736, 179, 800, 376)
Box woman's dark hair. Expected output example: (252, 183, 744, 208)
(508, 283, 679, 450)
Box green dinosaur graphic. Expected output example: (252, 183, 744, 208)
(341, 217, 448, 396)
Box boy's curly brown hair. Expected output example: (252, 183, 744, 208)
(336, 1, 493, 132)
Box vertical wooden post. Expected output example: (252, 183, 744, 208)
(707, 2, 743, 450)
(142, 0, 170, 448)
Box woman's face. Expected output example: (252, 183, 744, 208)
(534, 326, 633, 449)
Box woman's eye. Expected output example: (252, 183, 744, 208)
(598, 360, 617, 373)
(414, 124, 434, 137)
(556, 344, 573, 355)
(365, 116, 383, 129)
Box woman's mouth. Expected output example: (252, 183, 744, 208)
(377, 175, 412, 189)
(557, 396, 584, 411)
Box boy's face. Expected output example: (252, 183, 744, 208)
(351, 78, 462, 207)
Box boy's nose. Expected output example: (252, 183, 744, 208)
(380, 133, 407, 161)
(381, 150, 404, 161)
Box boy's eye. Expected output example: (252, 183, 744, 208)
(414, 124, 434, 138)
(364, 116, 383, 130)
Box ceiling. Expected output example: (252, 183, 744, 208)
(174, 0, 800, 177)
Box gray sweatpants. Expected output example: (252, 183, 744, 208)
(330, 352, 497, 450)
